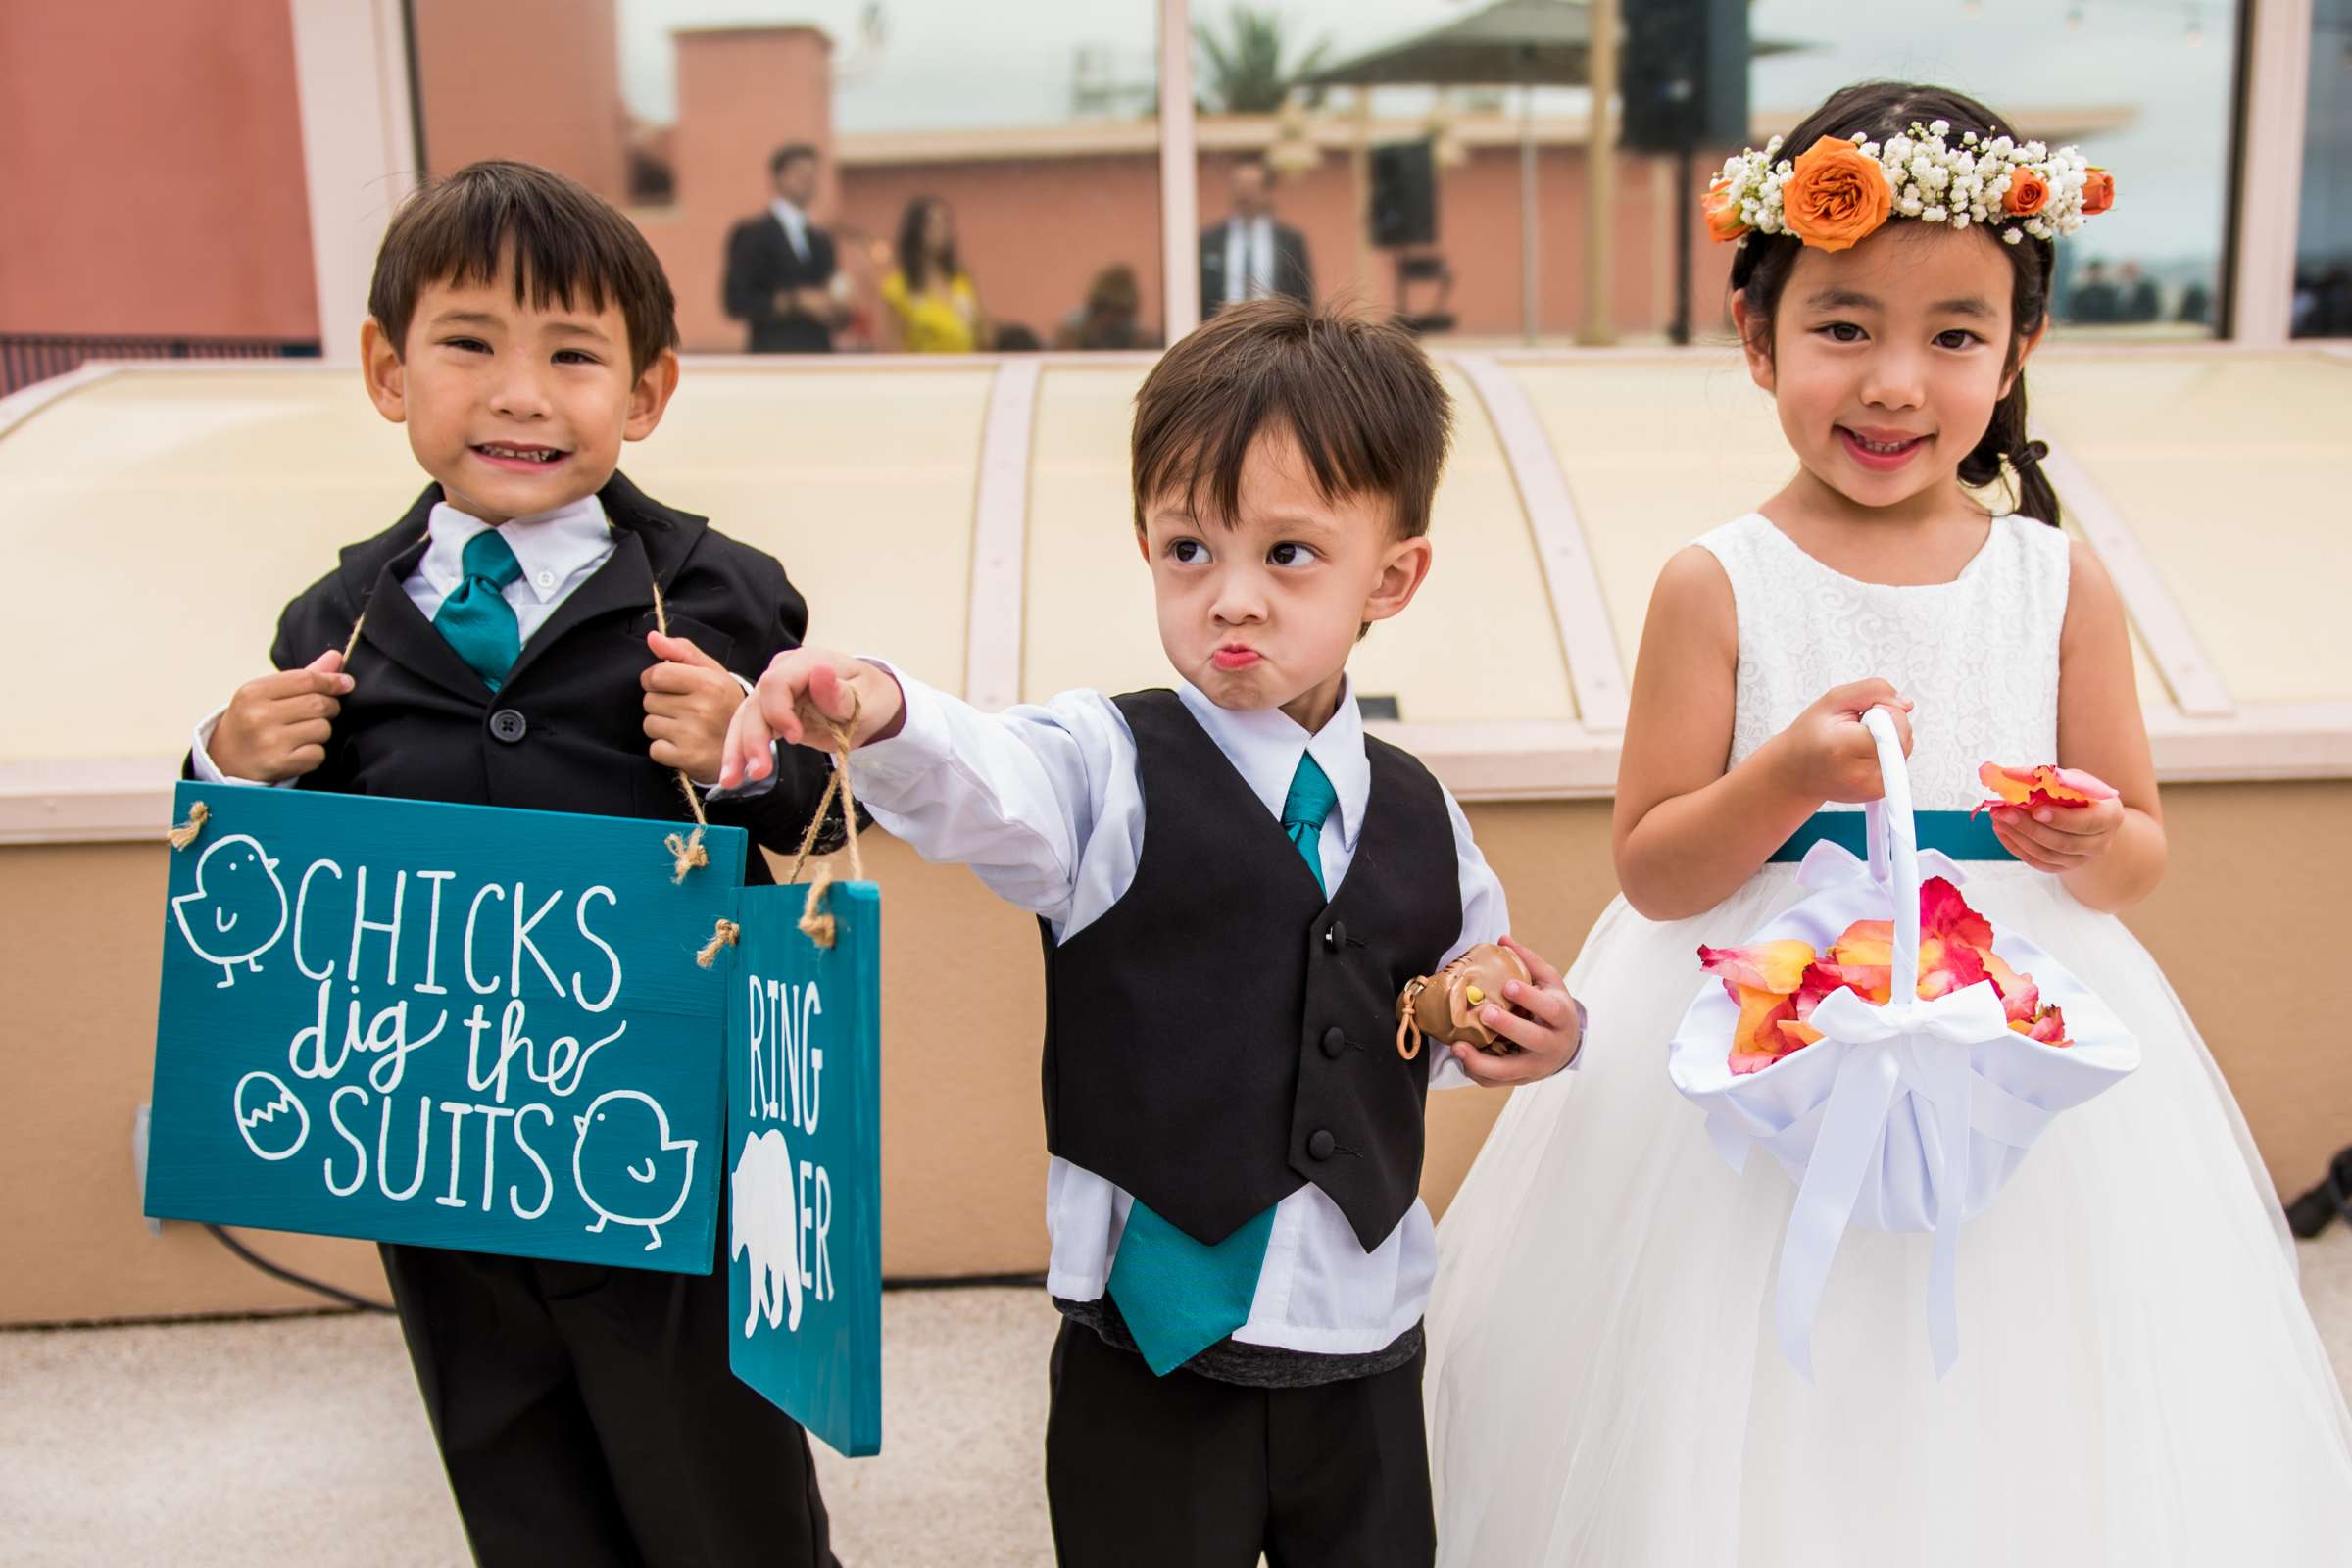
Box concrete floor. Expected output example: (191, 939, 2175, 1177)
(5, 1232, 2350, 1568)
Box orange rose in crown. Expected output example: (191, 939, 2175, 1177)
(2002, 167, 2051, 217)
(1781, 135, 1893, 253)
(1702, 178, 1749, 242)
(1700, 876, 2073, 1075)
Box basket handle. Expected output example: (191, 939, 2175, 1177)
(1860, 706, 1920, 1011)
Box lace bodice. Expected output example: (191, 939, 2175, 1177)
(1693, 513, 2069, 811)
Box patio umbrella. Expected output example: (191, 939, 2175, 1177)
(1303, 0, 1798, 342)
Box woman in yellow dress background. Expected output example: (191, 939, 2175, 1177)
(880, 196, 987, 353)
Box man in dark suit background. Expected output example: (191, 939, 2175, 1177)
(723, 143, 845, 353)
(1199, 161, 1312, 318)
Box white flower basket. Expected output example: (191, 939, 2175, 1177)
(1668, 709, 2138, 1375)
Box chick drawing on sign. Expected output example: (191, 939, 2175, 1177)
(170, 834, 288, 988)
(730, 1129, 804, 1336)
(572, 1090, 698, 1251)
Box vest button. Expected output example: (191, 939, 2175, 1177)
(1320, 1025, 1347, 1059)
(1306, 1129, 1337, 1161)
(488, 709, 528, 744)
(1323, 920, 1348, 953)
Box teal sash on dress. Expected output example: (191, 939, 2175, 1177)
(1769, 809, 2015, 863)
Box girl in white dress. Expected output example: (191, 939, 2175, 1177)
(1425, 80, 2352, 1566)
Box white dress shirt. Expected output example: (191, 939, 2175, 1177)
(1224, 215, 1278, 303)
(849, 667, 1513, 1356)
(770, 197, 812, 261)
(190, 496, 619, 784)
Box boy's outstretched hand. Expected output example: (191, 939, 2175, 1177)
(210, 650, 353, 783)
(719, 647, 906, 790)
(1448, 935, 1585, 1087)
(642, 631, 743, 785)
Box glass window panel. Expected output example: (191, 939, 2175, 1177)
(409, 0, 1163, 355)
(1741, 1, 2239, 339)
(1183, 0, 2241, 344)
(2295, 0, 2352, 337)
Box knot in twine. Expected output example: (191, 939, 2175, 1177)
(168, 800, 212, 850)
(696, 918, 740, 968)
(783, 693, 866, 950)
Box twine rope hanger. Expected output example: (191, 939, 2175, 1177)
(171, 612, 371, 853)
(170, 580, 869, 970)
(699, 688, 865, 965)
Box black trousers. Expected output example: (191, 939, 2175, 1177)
(1044, 1319, 1436, 1568)
(381, 1242, 837, 1568)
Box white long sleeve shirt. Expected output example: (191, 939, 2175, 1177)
(850, 667, 1514, 1355)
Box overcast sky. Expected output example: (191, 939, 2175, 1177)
(616, 0, 2242, 268)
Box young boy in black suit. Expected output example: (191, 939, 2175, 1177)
(721, 299, 1589, 1566)
(192, 160, 841, 1568)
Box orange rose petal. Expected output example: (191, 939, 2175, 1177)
(1730, 984, 1799, 1058)
(1778, 1018, 1825, 1050)
(1807, 960, 1891, 1006)
(1979, 949, 2042, 1023)
(1921, 876, 1996, 952)
(2014, 1004, 2073, 1047)
(2041, 766, 2119, 805)
(1832, 920, 1892, 970)
(1698, 939, 1817, 996)
(1918, 937, 1989, 1000)
(1975, 760, 2120, 816)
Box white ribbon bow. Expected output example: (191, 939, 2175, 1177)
(1785, 981, 2010, 1379)
(1709, 837, 2045, 1380)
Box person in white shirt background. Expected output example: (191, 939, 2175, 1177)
(720, 296, 1585, 1568)
(1200, 160, 1315, 317)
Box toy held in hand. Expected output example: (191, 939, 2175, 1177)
(1396, 943, 1532, 1059)
(1971, 761, 2118, 818)
(1698, 876, 2074, 1076)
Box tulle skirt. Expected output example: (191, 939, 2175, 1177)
(1426, 864, 2352, 1566)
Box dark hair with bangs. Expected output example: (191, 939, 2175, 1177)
(368, 160, 679, 376)
(1132, 297, 1452, 539)
(1732, 81, 2061, 527)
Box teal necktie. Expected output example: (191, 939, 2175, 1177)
(1106, 751, 1337, 1375)
(433, 529, 524, 691)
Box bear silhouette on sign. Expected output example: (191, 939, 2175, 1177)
(731, 1127, 804, 1336)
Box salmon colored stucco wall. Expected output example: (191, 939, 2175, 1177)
(411, 0, 628, 204)
(0, 0, 318, 339)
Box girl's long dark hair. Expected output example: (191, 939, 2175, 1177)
(895, 196, 960, 293)
(1730, 81, 2062, 527)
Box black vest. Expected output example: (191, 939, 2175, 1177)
(1040, 690, 1461, 1252)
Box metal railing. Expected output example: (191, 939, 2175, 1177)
(0, 333, 321, 398)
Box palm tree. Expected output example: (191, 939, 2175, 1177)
(1195, 5, 1331, 115)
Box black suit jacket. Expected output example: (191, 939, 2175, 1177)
(722, 212, 839, 354)
(1198, 220, 1313, 316)
(249, 472, 843, 886)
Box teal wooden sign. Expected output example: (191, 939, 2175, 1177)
(144, 782, 746, 1272)
(725, 880, 883, 1457)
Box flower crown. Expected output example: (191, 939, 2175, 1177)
(1704, 121, 2114, 255)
